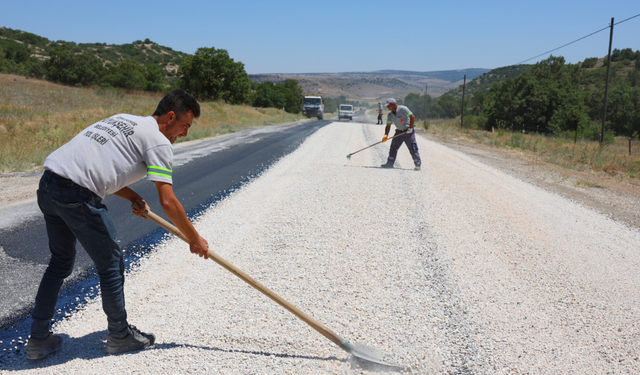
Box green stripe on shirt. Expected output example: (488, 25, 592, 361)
(147, 165, 172, 179)
(147, 171, 172, 178)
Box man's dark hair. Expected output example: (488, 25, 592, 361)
(153, 89, 201, 119)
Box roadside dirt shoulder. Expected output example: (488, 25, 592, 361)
(420, 130, 640, 231)
(0, 172, 41, 208)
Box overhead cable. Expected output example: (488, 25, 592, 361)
(514, 13, 640, 65)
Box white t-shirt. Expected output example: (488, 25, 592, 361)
(44, 114, 173, 198)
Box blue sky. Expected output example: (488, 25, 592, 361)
(2, 0, 639, 74)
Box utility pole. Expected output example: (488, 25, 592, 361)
(601, 17, 614, 145)
(425, 85, 428, 120)
(460, 75, 466, 129)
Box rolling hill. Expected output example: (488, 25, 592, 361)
(249, 68, 490, 104)
(0, 26, 188, 85)
(1, 25, 490, 103)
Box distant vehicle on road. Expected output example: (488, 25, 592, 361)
(338, 104, 354, 121)
(302, 95, 324, 120)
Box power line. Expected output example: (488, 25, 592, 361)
(615, 13, 640, 25)
(514, 13, 640, 65)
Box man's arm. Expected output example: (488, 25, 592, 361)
(409, 114, 415, 128)
(114, 187, 148, 218)
(154, 181, 209, 259)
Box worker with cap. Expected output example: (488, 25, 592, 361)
(377, 101, 383, 124)
(380, 98, 421, 170)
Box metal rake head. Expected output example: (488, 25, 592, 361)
(340, 341, 403, 369)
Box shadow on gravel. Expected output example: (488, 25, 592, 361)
(348, 357, 408, 373)
(344, 165, 416, 171)
(154, 342, 343, 362)
(0, 331, 108, 371)
(1, 335, 405, 373)
(156, 343, 406, 373)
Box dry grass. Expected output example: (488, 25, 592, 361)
(0, 74, 306, 173)
(424, 117, 640, 180)
(574, 180, 604, 189)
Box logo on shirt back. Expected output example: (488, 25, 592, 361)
(400, 119, 403, 122)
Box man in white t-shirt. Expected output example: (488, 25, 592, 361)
(27, 89, 210, 359)
(380, 98, 422, 170)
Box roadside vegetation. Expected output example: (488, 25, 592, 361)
(422, 118, 640, 181)
(0, 74, 305, 173)
(0, 27, 304, 114)
(405, 49, 640, 140)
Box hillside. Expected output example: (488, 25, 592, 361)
(445, 49, 640, 99)
(249, 68, 490, 104)
(1, 25, 491, 103)
(445, 65, 533, 98)
(0, 26, 188, 85)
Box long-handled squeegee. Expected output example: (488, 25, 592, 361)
(346, 132, 406, 160)
(133, 203, 401, 368)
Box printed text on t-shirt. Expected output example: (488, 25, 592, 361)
(102, 116, 138, 138)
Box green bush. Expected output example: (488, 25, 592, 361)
(178, 46, 251, 104)
(581, 121, 615, 142)
(101, 60, 146, 90)
(582, 57, 598, 68)
(422, 119, 430, 131)
(44, 47, 106, 86)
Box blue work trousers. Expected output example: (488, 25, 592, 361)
(386, 129, 421, 167)
(31, 170, 128, 339)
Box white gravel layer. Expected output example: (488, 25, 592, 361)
(3, 122, 640, 374)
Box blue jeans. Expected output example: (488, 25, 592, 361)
(386, 129, 421, 167)
(31, 170, 129, 339)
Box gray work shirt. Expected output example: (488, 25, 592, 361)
(386, 105, 413, 130)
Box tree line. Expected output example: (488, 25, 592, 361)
(404, 49, 640, 140)
(0, 36, 306, 113)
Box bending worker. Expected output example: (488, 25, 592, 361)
(27, 89, 210, 360)
(380, 98, 422, 170)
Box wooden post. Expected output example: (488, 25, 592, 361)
(600, 17, 614, 145)
(425, 85, 428, 121)
(460, 75, 466, 129)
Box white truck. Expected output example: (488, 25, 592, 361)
(302, 95, 324, 120)
(338, 104, 354, 121)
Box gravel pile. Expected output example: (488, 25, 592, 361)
(3, 122, 640, 374)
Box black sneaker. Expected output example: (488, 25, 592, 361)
(380, 163, 394, 168)
(26, 332, 63, 360)
(106, 325, 155, 355)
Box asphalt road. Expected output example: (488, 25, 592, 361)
(0, 119, 330, 327)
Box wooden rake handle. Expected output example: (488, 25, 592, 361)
(131, 202, 346, 348)
(347, 131, 406, 158)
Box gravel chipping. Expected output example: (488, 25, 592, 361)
(3, 122, 640, 374)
